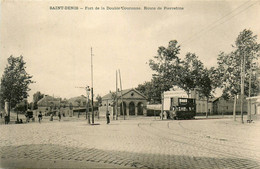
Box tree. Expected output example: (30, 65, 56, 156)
(0, 55, 33, 119)
(217, 29, 260, 122)
(178, 53, 205, 95)
(149, 40, 182, 102)
(136, 78, 165, 103)
(32, 91, 44, 110)
(136, 81, 154, 102)
(96, 95, 102, 107)
(197, 68, 217, 117)
(148, 40, 220, 105)
(14, 101, 27, 113)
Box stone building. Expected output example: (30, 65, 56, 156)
(99, 88, 147, 117)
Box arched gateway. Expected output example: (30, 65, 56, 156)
(129, 102, 135, 115)
(100, 88, 147, 117)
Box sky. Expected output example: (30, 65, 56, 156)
(0, 0, 260, 102)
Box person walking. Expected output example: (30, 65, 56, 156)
(38, 111, 42, 123)
(58, 112, 61, 122)
(25, 112, 30, 123)
(4, 114, 9, 124)
(106, 110, 110, 124)
(50, 113, 53, 121)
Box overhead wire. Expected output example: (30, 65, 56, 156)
(180, 0, 259, 46)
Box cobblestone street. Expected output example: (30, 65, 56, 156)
(0, 116, 260, 168)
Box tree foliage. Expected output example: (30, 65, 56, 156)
(14, 100, 27, 113)
(217, 29, 260, 98)
(178, 53, 206, 94)
(0, 55, 34, 108)
(95, 94, 102, 107)
(136, 78, 165, 103)
(149, 40, 182, 93)
(32, 91, 44, 109)
(148, 40, 218, 101)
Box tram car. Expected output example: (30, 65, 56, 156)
(169, 98, 196, 119)
(163, 89, 196, 120)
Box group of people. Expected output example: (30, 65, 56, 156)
(1, 113, 10, 124)
(38, 111, 62, 123)
(2, 110, 111, 124)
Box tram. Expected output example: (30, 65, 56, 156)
(163, 89, 196, 120)
(169, 97, 196, 120)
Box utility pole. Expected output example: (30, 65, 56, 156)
(240, 51, 245, 124)
(86, 86, 90, 124)
(119, 69, 125, 120)
(248, 64, 252, 122)
(115, 70, 118, 120)
(91, 47, 94, 124)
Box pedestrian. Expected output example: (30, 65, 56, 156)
(106, 110, 110, 124)
(0, 112, 2, 118)
(38, 111, 42, 123)
(160, 112, 163, 120)
(25, 112, 30, 123)
(4, 114, 9, 124)
(58, 112, 61, 121)
(50, 114, 53, 121)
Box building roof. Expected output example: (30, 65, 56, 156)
(102, 88, 147, 100)
(68, 95, 87, 107)
(68, 95, 86, 102)
(37, 95, 61, 106)
(211, 97, 219, 102)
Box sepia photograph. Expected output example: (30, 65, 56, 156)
(0, 0, 260, 168)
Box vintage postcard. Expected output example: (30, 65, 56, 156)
(0, 0, 260, 168)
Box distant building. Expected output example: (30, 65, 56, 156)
(189, 88, 213, 114)
(37, 95, 62, 115)
(212, 96, 247, 115)
(68, 95, 87, 108)
(37, 95, 88, 117)
(100, 88, 148, 117)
